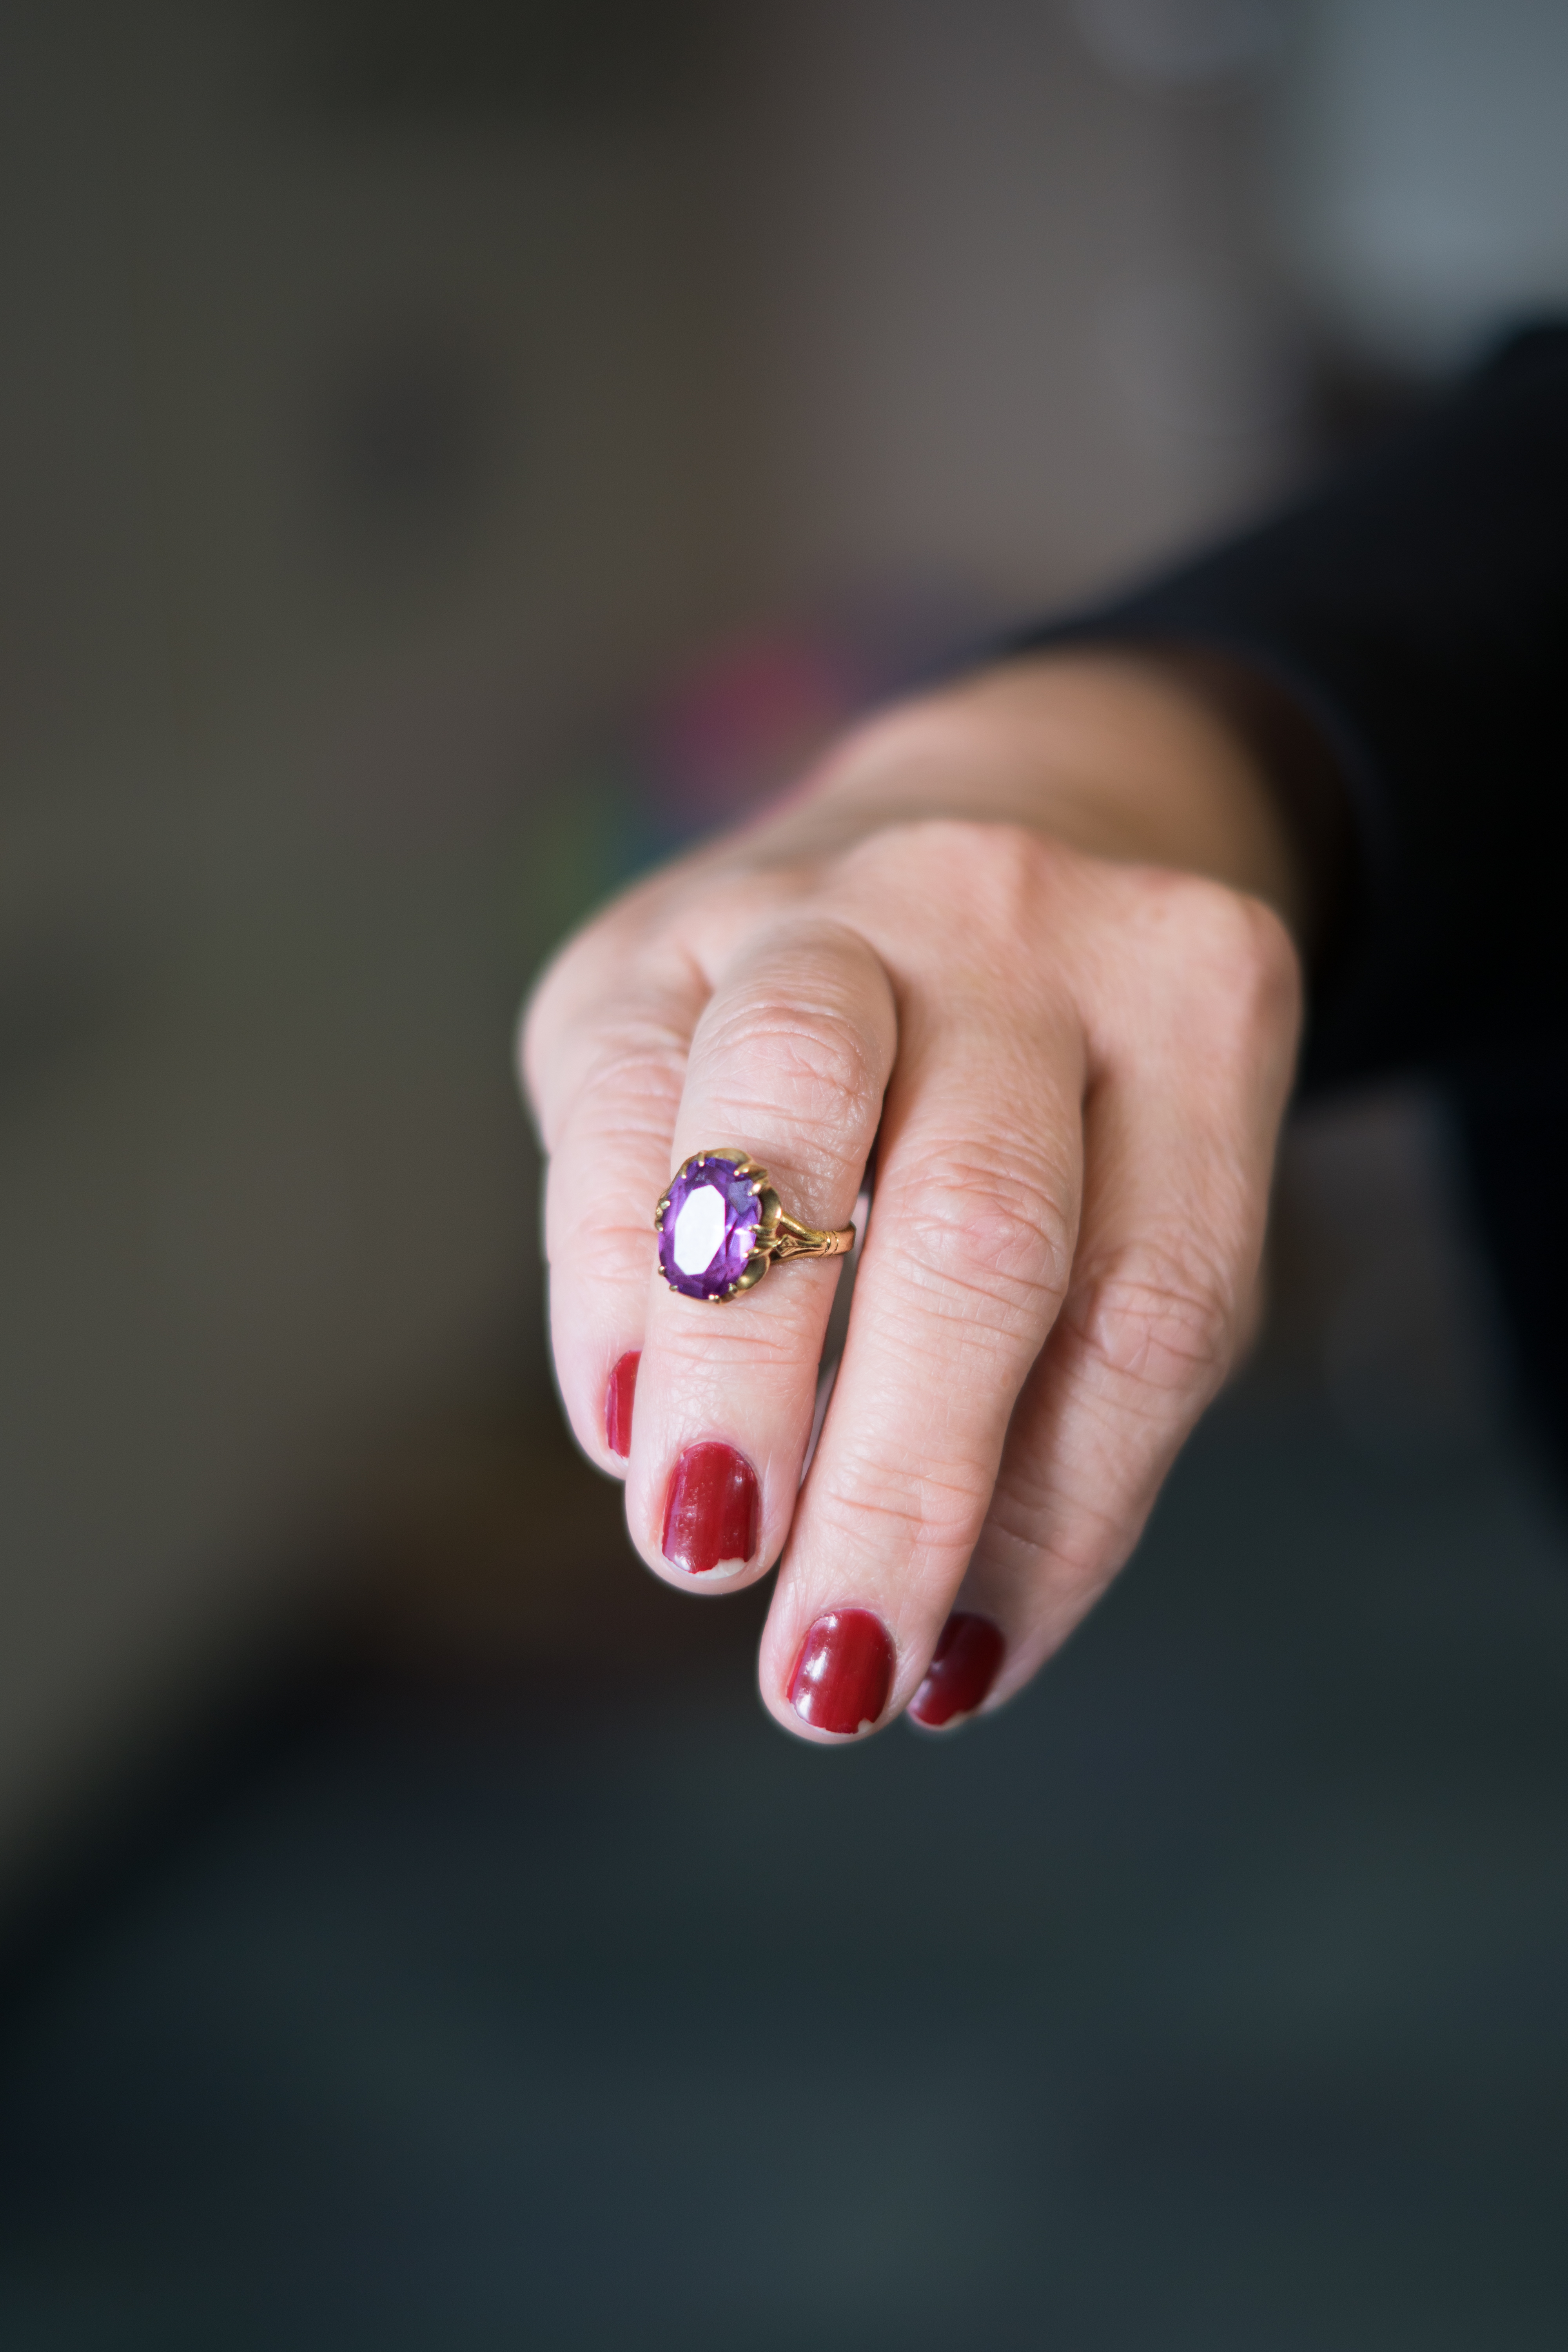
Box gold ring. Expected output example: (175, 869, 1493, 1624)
(654, 1150, 855, 1302)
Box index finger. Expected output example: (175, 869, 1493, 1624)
(524, 940, 706, 1472)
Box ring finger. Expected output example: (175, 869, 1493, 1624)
(623, 917, 897, 1591)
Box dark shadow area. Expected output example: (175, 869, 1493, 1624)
(0, 1374, 1565, 2350)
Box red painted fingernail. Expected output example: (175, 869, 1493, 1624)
(661, 1442, 759, 1577)
(605, 1351, 640, 1457)
(907, 1612, 1004, 1730)
(788, 1609, 894, 1735)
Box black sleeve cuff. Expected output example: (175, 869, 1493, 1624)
(1005, 324, 1568, 1094)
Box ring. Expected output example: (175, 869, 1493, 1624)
(654, 1150, 856, 1301)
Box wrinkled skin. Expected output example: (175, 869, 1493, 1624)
(522, 654, 1304, 1742)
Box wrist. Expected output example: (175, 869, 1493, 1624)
(778, 650, 1316, 946)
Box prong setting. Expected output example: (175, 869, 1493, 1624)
(653, 1150, 855, 1300)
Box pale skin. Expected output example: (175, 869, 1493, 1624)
(521, 651, 1307, 1742)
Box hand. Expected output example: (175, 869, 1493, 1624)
(521, 653, 1304, 1740)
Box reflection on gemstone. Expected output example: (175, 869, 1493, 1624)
(657, 1154, 762, 1299)
(672, 1184, 726, 1278)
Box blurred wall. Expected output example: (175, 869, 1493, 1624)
(1276, 0, 1568, 368)
(0, 0, 733, 1857)
(723, 0, 1299, 613)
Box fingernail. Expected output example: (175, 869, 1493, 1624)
(788, 1609, 894, 1735)
(605, 1351, 640, 1457)
(907, 1612, 1004, 1730)
(661, 1442, 759, 1577)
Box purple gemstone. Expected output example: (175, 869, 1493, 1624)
(658, 1155, 762, 1299)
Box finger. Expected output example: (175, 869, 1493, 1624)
(911, 889, 1299, 1728)
(523, 940, 706, 1475)
(756, 960, 1085, 1738)
(623, 918, 897, 1591)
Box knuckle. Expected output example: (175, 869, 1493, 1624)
(1205, 889, 1299, 1016)
(841, 817, 1058, 933)
(894, 1154, 1074, 1321)
(523, 924, 702, 1145)
(810, 1449, 986, 1571)
(570, 1024, 689, 1134)
(1140, 873, 1302, 1045)
(703, 992, 883, 1145)
(1067, 1240, 1235, 1405)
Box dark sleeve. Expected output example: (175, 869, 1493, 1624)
(1016, 325, 1568, 1095)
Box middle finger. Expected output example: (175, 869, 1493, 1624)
(759, 949, 1085, 1738)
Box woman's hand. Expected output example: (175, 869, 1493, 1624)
(521, 653, 1304, 1740)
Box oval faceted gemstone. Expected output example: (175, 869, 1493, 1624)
(657, 1155, 762, 1298)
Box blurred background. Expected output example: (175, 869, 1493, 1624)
(2, 1, 1568, 2341)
